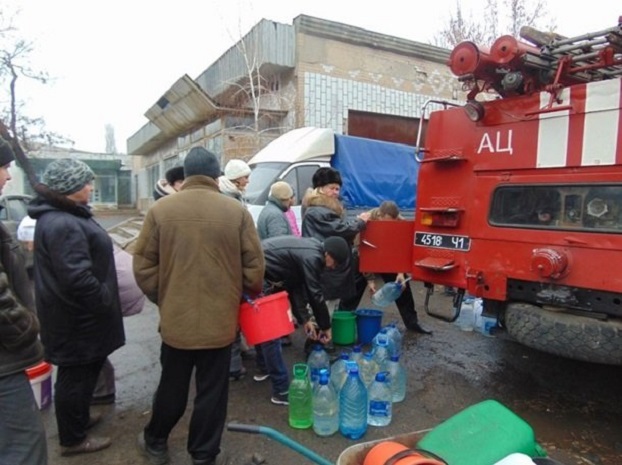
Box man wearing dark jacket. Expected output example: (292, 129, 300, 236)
(0, 138, 47, 464)
(28, 158, 125, 457)
(254, 235, 349, 405)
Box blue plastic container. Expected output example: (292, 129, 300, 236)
(355, 309, 383, 345)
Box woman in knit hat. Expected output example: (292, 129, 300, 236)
(27, 158, 125, 457)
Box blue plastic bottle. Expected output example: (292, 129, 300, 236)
(312, 369, 339, 437)
(371, 281, 403, 307)
(367, 371, 392, 426)
(386, 355, 406, 402)
(339, 361, 368, 440)
(307, 344, 330, 385)
(329, 353, 350, 394)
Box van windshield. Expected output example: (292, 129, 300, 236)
(245, 162, 288, 204)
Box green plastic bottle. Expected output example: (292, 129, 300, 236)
(288, 363, 313, 429)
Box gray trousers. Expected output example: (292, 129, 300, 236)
(0, 371, 47, 464)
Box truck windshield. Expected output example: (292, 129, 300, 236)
(245, 162, 288, 204)
(490, 184, 622, 233)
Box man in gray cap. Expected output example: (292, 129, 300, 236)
(134, 147, 264, 465)
(0, 138, 47, 464)
(28, 157, 125, 457)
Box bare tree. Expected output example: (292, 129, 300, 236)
(435, 0, 554, 48)
(0, 5, 69, 151)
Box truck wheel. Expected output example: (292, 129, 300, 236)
(505, 303, 622, 365)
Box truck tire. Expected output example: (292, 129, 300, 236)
(505, 303, 622, 365)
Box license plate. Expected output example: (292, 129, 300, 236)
(414, 232, 471, 251)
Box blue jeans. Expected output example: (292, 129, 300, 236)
(255, 338, 289, 396)
(0, 371, 47, 464)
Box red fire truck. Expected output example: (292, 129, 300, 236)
(360, 19, 622, 365)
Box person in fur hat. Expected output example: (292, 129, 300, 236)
(301, 167, 370, 353)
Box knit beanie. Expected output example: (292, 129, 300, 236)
(270, 181, 294, 201)
(165, 166, 185, 185)
(224, 159, 251, 180)
(184, 147, 220, 179)
(0, 138, 15, 166)
(323, 236, 350, 265)
(42, 158, 95, 195)
(312, 167, 342, 188)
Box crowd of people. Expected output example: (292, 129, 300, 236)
(0, 140, 430, 465)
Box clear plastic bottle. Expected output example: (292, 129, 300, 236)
(329, 352, 350, 394)
(455, 297, 475, 331)
(358, 351, 379, 387)
(307, 344, 330, 385)
(386, 355, 406, 403)
(312, 369, 339, 437)
(384, 322, 403, 357)
(372, 328, 396, 356)
(371, 281, 404, 307)
(367, 371, 392, 426)
(288, 363, 313, 429)
(339, 361, 368, 439)
(372, 335, 390, 372)
(350, 344, 363, 366)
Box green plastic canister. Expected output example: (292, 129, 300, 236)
(416, 400, 547, 465)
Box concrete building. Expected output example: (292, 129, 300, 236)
(127, 14, 460, 211)
(6, 146, 133, 210)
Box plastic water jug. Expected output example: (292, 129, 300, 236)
(386, 354, 406, 402)
(493, 453, 536, 464)
(339, 361, 368, 440)
(307, 344, 330, 385)
(372, 328, 396, 356)
(416, 399, 547, 465)
(367, 371, 392, 427)
(288, 363, 313, 429)
(350, 344, 363, 366)
(359, 351, 379, 387)
(330, 352, 350, 393)
(312, 369, 339, 437)
(455, 299, 475, 331)
(372, 335, 390, 372)
(384, 322, 403, 356)
(371, 281, 404, 307)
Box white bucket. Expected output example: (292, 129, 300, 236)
(26, 362, 53, 410)
(493, 453, 536, 464)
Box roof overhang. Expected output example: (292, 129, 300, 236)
(145, 74, 221, 137)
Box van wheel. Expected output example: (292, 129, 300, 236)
(505, 303, 622, 365)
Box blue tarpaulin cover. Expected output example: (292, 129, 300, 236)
(331, 134, 419, 211)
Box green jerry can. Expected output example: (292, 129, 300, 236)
(416, 399, 548, 465)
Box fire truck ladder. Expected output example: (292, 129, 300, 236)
(520, 19, 622, 87)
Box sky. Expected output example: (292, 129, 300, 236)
(3, 0, 620, 153)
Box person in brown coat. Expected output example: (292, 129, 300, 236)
(133, 147, 265, 465)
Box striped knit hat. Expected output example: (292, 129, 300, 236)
(43, 158, 95, 195)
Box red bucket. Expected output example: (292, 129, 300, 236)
(239, 291, 295, 345)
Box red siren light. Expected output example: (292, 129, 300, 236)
(491, 35, 540, 66)
(449, 41, 496, 77)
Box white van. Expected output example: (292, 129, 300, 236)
(244, 127, 419, 228)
